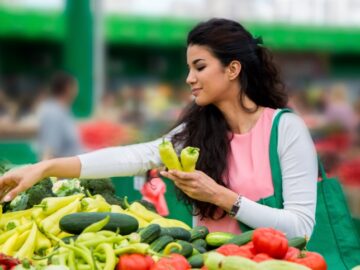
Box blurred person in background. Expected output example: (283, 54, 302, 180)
(352, 96, 360, 149)
(324, 83, 356, 133)
(0, 86, 8, 118)
(0, 19, 317, 239)
(36, 71, 84, 160)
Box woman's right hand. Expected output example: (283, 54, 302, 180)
(0, 163, 45, 202)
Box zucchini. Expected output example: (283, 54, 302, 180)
(288, 237, 307, 250)
(59, 212, 138, 235)
(150, 235, 174, 252)
(139, 224, 161, 243)
(189, 226, 209, 241)
(226, 230, 254, 246)
(160, 227, 191, 241)
(205, 232, 235, 247)
(169, 240, 193, 258)
(191, 238, 207, 249)
(188, 254, 204, 268)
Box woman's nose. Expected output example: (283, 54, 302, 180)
(186, 70, 196, 85)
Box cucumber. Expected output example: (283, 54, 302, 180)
(59, 212, 138, 235)
(226, 230, 254, 246)
(160, 227, 191, 241)
(205, 232, 235, 247)
(188, 254, 204, 268)
(192, 245, 207, 254)
(150, 235, 174, 252)
(288, 237, 307, 250)
(191, 238, 207, 249)
(189, 226, 209, 241)
(139, 224, 161, 243)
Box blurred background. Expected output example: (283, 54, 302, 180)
(0, 0, 360, 223)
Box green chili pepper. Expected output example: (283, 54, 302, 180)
(180, 146, 200, 172)
(82, 215, 110, 233)
(67, 249, 77, 270)
(68, 239, 77, 270)
(95, 243, 117, 270)
(95, 230, 117, 238)
(80, 235, 125, 248)
(159, 139, 183, 171)
(114, 243, 150, 256)
(59, 242, 94, 270)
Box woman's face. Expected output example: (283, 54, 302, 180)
(186, 45, 235, 106)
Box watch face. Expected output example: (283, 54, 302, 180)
(229, 205, 239, 217)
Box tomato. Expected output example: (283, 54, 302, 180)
(284, 247, 301, 260)
(216, 244, 253, 258)
(252, 227, 289, 259)
(288, 251, 327, 270)
(117, 254, 154, 270)
(151, 254, 190, 270)
(240, 241, 256, 255)
(252, 253, 273, 262)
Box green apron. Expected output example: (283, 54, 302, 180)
(239, 108, 360, 270)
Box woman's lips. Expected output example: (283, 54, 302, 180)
(191, 88, 202, 96)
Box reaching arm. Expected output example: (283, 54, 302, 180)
(0, 156, 81, 202)
(0, 124, 184, 202)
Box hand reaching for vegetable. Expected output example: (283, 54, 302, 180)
(0, 157, 81, 203)
(0, 164, 43, 202)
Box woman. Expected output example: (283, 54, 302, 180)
(0, 18, 317, 238)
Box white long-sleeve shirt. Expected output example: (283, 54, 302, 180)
(78, 109, 317, 238)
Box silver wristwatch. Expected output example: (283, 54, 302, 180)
(229, 195, 242, 217)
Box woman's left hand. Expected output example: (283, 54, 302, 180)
(160, 170, 220, 203)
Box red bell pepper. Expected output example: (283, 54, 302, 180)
(151, 254, 190, 270)
(287, 251, 327, 270)
(117, 254, 154, 270)
(216, 244, 253, 259)
(252, 228, 289, 259)
(0, 253, 21, 269)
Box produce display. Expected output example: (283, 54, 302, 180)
(0, 146, 358, 270)
(0, 188, 335, 270)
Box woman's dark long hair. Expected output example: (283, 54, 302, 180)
(172, 18, 288, 220)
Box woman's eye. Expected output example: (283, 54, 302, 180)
(197, 66, 205, 71)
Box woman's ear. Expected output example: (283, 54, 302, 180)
(227, 61, 241, 81)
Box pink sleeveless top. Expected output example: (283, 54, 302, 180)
(197, 107, 276, 233)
